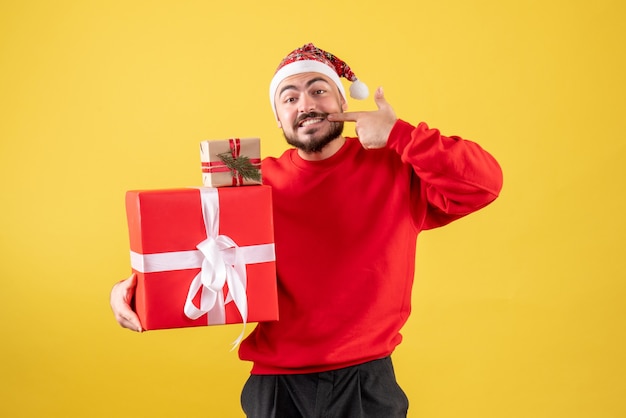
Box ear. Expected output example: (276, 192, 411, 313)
(273, 102, 283, 128)
(341, 97, 348, 112)
(274, 107, 282, 128)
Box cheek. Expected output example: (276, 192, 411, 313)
(276, 113, 286, 128)
(276, 108, 294, 128)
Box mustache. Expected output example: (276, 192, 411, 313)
(293, 112, 329, 128)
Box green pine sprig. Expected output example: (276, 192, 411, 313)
(217, 152, 261, 182)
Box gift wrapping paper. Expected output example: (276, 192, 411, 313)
(125, 186, 278, 339)
(200, 138, 262, 187)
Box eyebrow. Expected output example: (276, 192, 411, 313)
(278, 77, 331, 97)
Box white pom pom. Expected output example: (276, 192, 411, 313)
(349, 79, 369, 100)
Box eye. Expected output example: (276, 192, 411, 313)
(314, 89, 326, 95)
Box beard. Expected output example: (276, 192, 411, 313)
(283, 111, 344, 154)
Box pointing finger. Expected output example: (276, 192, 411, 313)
(327, 112, 364, 122)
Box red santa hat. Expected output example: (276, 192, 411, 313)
(269, 43, 369, 115)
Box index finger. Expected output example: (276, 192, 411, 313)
(327, 112, 363, 122)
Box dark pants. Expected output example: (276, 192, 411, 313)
(240, 357, 409, 418)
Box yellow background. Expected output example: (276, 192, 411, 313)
(1, 0, 625, 417)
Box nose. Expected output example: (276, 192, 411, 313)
(298, 94, 315, 113)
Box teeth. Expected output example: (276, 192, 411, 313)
(300, 118, 323, 127)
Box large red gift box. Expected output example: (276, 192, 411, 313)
(125, 186, 278, 334)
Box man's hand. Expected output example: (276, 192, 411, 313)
(110, 273, 143, 332)
(328, 86, 397, 149)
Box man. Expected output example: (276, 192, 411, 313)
(111, 43, 503, 417)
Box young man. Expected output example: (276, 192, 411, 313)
(111, 43, 503, 417)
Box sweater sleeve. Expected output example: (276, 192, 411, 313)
(386, 119, 503, 230)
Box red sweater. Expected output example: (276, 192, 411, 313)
(238, 119, 503, 374)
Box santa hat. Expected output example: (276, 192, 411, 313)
(269, 43, 369, 115)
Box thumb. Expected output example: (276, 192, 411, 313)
(374, 86, 389, 110)
(121, 273, 137, 297)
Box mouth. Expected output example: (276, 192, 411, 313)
(298, 117, 325, 128)
(295, 112, 328, 129)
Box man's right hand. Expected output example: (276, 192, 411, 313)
(110, 273, 143, 332)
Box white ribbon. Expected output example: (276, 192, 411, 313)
(130, 187, 275, 349)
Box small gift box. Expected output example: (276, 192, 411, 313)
(125, 186, 278, 344)
(200, 138, 262, 187)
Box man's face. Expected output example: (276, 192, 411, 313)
(274, 72, 347, 153)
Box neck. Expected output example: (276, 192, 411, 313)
(297, 136, 346, 161)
